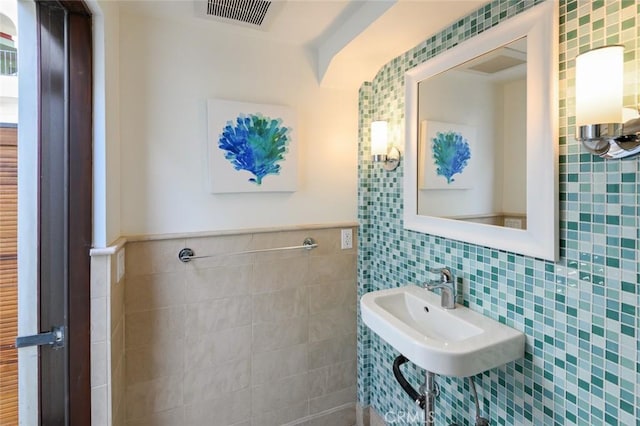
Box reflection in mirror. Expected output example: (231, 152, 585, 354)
(417, 38, 527, 229)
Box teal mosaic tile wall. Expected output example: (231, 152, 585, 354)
(357, 1, 639, 425)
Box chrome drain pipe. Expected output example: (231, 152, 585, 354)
(424, 371, 437, 426)
(392, 355, 440, 426)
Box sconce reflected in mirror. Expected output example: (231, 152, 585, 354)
(371, 120, 400, 170)
(575, 45, 640, 159)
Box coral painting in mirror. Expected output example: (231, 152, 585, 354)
(208, 99, 298, 193)
(420, 120, 475, 190)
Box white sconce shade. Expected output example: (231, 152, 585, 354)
(574, 45, 640, 159)
(575, 45, 624, 126)
(370, 120, 400, 170)
(371, 121, 389, 157)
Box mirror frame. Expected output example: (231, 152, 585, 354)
(404, 1, 558, 261)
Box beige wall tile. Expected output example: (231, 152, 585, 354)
(251, 257, 308, 294)
(252, 287, 308, 324)
(185, 325, 252, 370)
(304, 228, 340, 256)
(185, 264, 253, 302)
(249, 230, 312, 253)
(309, 386, 356, 415)
(184, 234, 254, 269)
(356, 403, 369, 426)
(252, 317, 308, 354)
(111, 318, 125, 374)
(125, 272, 185, 313)
(251, 372, 309, 414)
(113, 399, 126, 426)
(308, 279, 356, 314)
(252, 401, 308, 426)
(121, 228, 358, 426)
(90, 254, 115, 426)
(369, 407, 387, 426)
(91, 341, 108, 387)
(126, 337, 185, 385)
(124, 407, 185, 426)
(125, 374, 184, 421)
(252, 343, 308, 385)
(91, 385, 109, 426)
(183, 358, 251, 405)
(126, 239, 186, 277)
(112, 352, 126, 426)
(308, 333, 356, 370)
(308, 360, 357, 399)
(247, 229, 322, 263)
(252, 249, 311, 266)
(309, 304, 357, 342)
(111, 277, 125, 332)
(302, 404, 356, 426)
(308, 228, 358, 256)
(309, 254, 357, 285)
(185, 295, 252, 337)
(184, 388, 251, 426)
(91, 296, 108, 343)
(91, 255, 109, 299)
(125, 306, 185, 350)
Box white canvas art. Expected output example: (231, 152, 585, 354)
(208, 99, 298, 193)
(420, 120, 476, 190)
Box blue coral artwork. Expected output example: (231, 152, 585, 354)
(208, 99, 298, 193)
(432, 131, 471, 183)
(218, 114, 290, 185)
(420, 120, 475, 190)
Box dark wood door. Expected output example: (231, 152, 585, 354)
(37, 1, 92, 424)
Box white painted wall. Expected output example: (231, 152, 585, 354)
(89, 0, 121, 247)
(118, 10, 358, 236)
(501, 78, 526, 214)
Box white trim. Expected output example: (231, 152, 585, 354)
(89, 236, 127, 256)
(89, 223, 360, 249)
(123, 222, 360, 243)
(403, 1, 558, 261)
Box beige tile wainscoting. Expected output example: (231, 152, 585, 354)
(90, 240, 127, 426)
(121, 226, 358, 426)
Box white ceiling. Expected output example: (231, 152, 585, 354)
(119, 0, 486, 90)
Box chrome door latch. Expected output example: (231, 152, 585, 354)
(15, 326, 65, 349)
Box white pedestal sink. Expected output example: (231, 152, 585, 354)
(361, 285, 525, 377)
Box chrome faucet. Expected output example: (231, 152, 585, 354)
(424, 267, 456, 309)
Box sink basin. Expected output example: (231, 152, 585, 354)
(361, 285, 525, 377)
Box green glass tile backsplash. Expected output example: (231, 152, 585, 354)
(357, 0, 639, 425)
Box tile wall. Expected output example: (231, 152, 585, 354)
(358, 0, 639, 425)
(122, 226, 358, 426)
(90, 243, 126, 426)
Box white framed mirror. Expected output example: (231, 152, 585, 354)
(404, 1, 558, 261)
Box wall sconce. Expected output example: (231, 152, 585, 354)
(371, 120, 400, 170)
(575, 45, 640, 159)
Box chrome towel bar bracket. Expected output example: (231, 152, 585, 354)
(178, 237, 318, 263)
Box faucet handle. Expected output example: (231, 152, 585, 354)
(428, 267, 453, 283)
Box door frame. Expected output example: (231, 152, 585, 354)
(17, 0, 93, 423)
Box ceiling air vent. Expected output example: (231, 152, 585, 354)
(467, 55, 526, 74)
(195, 0, 285, 30)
